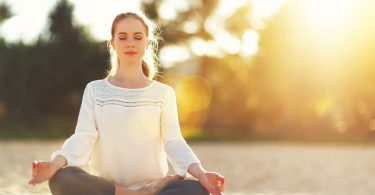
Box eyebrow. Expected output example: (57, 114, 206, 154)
(117, 32, 144, 36)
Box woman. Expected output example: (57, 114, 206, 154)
(28, 11, 224, 195)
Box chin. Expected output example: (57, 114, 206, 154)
(121, 58, 142, 64)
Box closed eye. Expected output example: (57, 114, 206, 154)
(119, 37, 142, 41)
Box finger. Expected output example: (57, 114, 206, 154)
(202, 182, 216, 194)
(31, 166, 39, 177)
(32, 162, 40, 171)
(214, 174, 224, 192)
(218, 178, 225, 192)
(206, 182, 217, 189)
(219, 181, 224, 192)
(32, 175, 45, 184)
(28, 178, 34, 185)
(31, 176, 40, 185)
(29, 179, 39, 186)
(32, 171, 37, 177)
(38, 175, 49, 184)
(32, 161, 39, 167)
(209, 187, 221, 195)
(29, 178, 38, 185)
(211, 181, 224, 192)
(31, 167, 38, 176)
(217, 175, 225, 182)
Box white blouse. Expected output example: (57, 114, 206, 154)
(51, 79, 200, 190)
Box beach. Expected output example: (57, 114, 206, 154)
(1, 140, 375, 195)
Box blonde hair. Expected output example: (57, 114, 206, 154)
(106, 11, 161, 79)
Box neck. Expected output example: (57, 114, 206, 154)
(114, 61, 148, 81)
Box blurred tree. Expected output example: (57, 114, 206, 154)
(225, 3, 252, 37)
(203, 3, 254, 133)
(48, 0, 77, 42)
(0, 2, 12, 25)
(142, 0, 228, 131)
(0, 0, 107, 125)
(36, 0, 106, 115)
(141, 0, 219, 78)
(0, 2, 13, 123)
(142, 0, 216, 43)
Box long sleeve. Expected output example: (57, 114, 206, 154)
(161, 86, 200, 176)
(51, 82, 98, 167)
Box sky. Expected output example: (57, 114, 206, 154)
(0, 0, 285, 42)
(0, 0, 286, 67)
(0, 0, 143, 42)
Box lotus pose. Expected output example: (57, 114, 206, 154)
(28, 11, 224, 195)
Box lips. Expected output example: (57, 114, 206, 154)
(124, 51, 137, 55)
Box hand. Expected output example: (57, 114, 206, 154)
(28, 161, 59, 186)
(198, 171, 225, 195)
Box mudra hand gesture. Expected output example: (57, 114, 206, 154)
(198, 171, 225, 195)
(28, 161, 59, 185)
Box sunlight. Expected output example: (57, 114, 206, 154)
(189, 38, 224, 57)
(301, 0, 355, 29)
(182, 20, 199, 34)
(369, 119, 375, 131)
(175, 76, 213, 113)
(159, 45, 190, 68)
(283, 0, 360, 77)
(216, 0, 247, 18)
(246, 94, 259, 110)
(1, 0, 286, 62)
(162, 0, 189, 13)
(334, 120, 348, 133)
(158, 2, 178, 20)
(175, 76, 213, 133)
(241, 29, 259, 57)
(0, 0, 58, 43)
(250, 0, 288, 19)
(314, 95, 334, 117)
(73, 0, 141, 41)
(215, 30, 242, 54)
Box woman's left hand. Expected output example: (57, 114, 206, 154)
(198, 171, 225, 195)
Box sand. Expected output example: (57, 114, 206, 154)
(1, 140, 375, 195)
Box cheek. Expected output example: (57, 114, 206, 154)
(138, 42, 148, 50)
(111, 41, 120, 50)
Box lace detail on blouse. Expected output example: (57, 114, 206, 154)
(96, 99, 163, 108)
(91, 79, 166, 109)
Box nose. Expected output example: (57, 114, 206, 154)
(126, 39, 135, 48)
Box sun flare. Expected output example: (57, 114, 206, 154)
(300, 0, 355, 29)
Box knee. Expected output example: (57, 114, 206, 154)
(174, 180, 209, 195)
(48, 166, 81, 194)
(184, 180, 209, 195)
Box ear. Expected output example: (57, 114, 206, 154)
(108, 39, 115, 50)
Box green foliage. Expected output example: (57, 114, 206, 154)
(0, 0, 107, 124)
(0, 2, 12, 24)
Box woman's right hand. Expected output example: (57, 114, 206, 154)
(28, 161, 60, 185)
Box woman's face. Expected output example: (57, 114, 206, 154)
(111, 17, 149, 64)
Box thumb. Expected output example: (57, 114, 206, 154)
(32, 161, 39, 168)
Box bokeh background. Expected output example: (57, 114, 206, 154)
(1, 0, 375, 194)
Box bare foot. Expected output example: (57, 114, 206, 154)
(116, 185, 155, 195)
